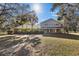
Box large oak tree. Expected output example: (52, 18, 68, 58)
(51, 3, 79, 33)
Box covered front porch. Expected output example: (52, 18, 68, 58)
(43, 28, 62, 33)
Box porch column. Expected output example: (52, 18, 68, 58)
(48, 29, 50, 32)
(55, 29, 57, 32)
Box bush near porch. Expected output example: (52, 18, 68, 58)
(14, 28, 44, 34)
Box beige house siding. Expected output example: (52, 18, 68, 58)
(16, 23, 31, 29)
(40, 19, 63, 33)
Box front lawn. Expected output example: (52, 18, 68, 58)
(41, 34, 79, 56)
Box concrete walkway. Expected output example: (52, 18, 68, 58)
(0, 35, 15, 38)
(70, 33, 79, 35)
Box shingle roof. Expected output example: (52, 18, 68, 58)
(40, 18, 62, 25)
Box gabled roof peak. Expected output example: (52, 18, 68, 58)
(40, 18, 57, 24)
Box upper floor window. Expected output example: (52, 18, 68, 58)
(56, 24, 58, 25)
(44, 24, 48, 25)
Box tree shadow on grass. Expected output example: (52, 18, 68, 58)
(0, 36, 41, 50)
(43, 33, 79, 40)
(4, 39, 23, 48)
(0, 37, 23, 49)
(25, 37, 41, 47)
(0, 35, 42, 56)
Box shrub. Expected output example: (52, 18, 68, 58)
(7, 30, 13, 34)
(14, 28, 44, 34)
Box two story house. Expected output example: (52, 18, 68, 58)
(40, 18, 63, 33)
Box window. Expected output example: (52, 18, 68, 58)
(45, 24, 48, 25)
(56, 24, 58, 25)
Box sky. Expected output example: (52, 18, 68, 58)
(30, 3, 60, 23)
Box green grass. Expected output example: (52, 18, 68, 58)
(41, 36, 79, 56)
